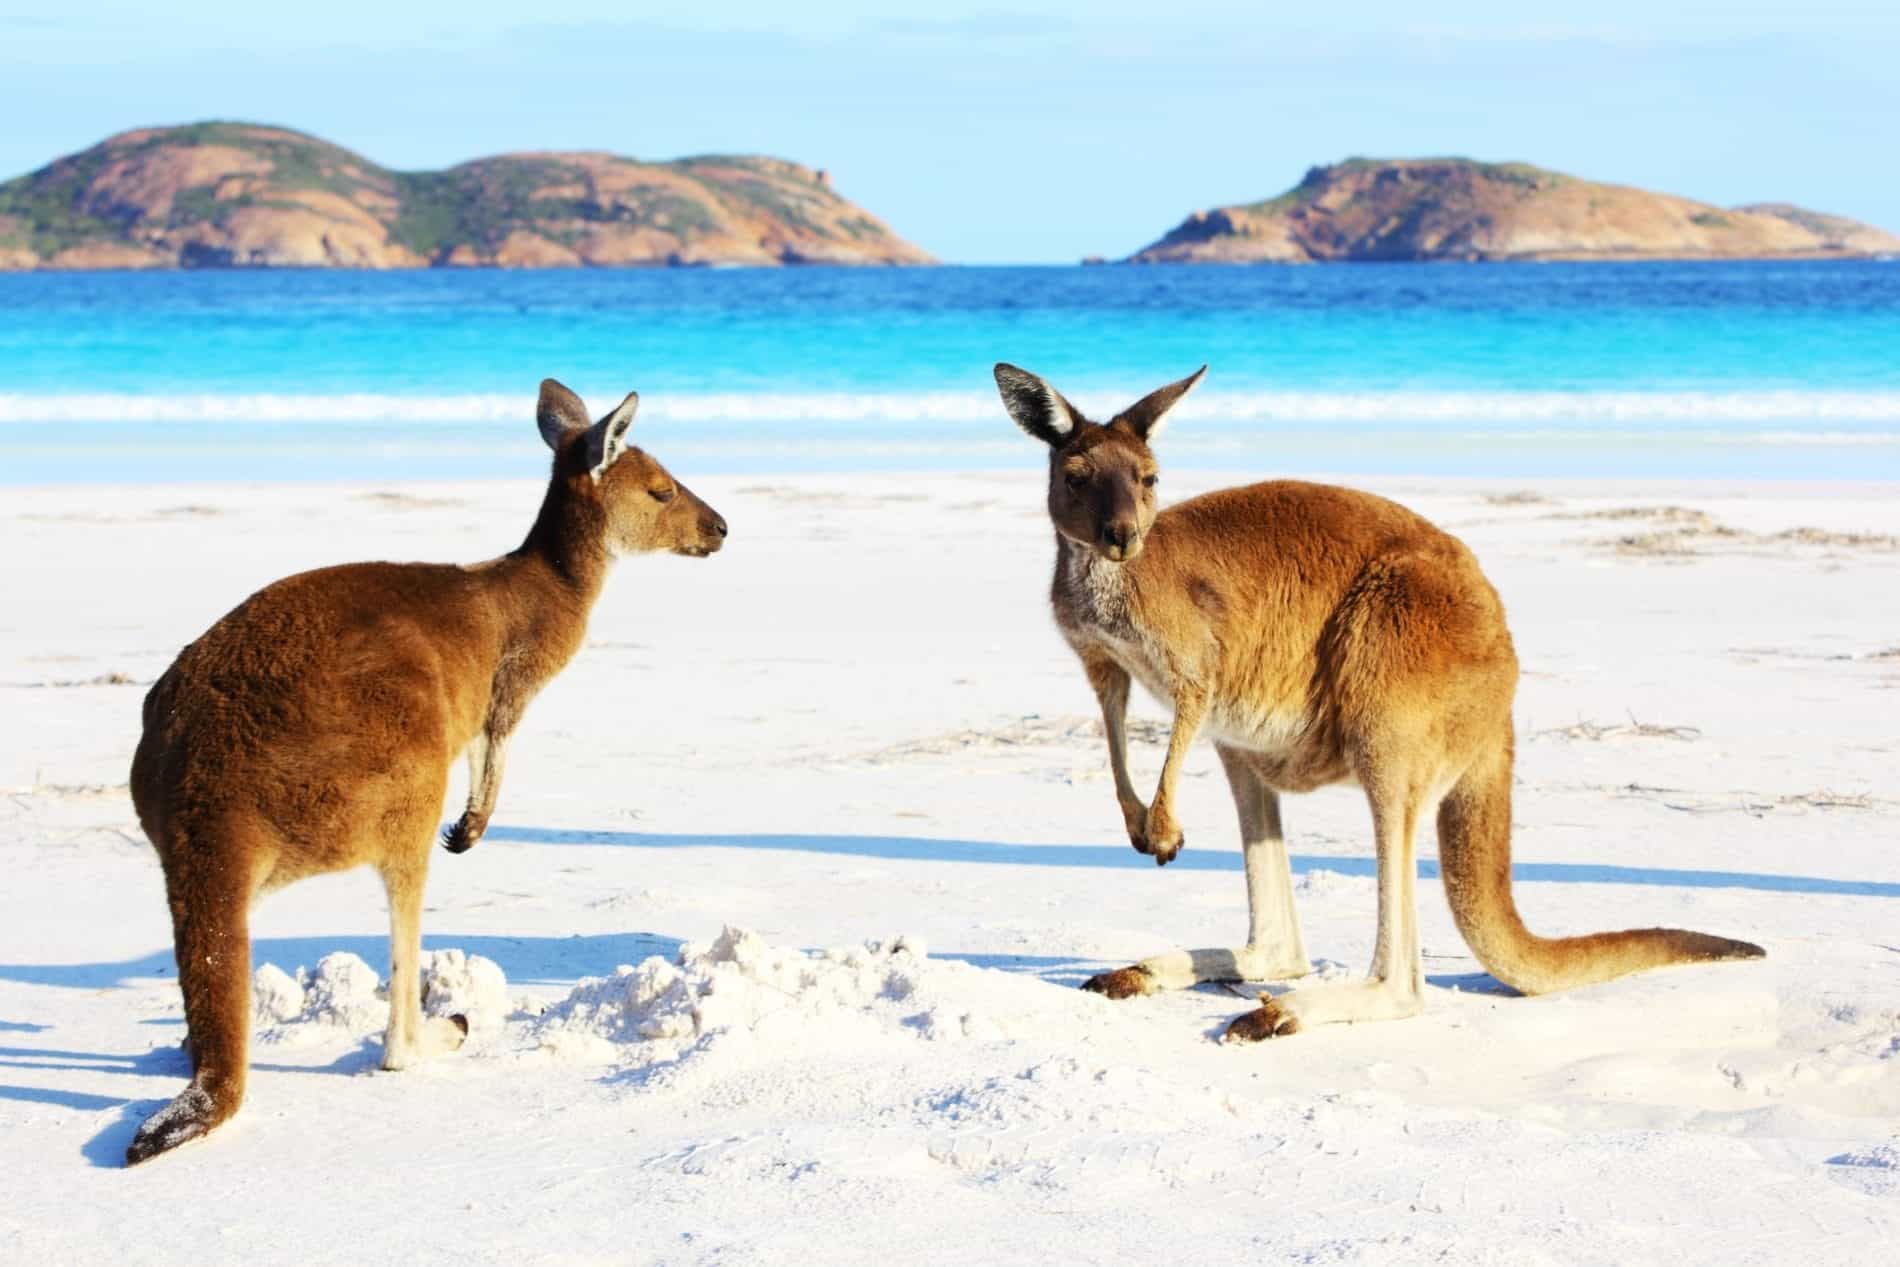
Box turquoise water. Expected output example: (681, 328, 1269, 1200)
(2, 262, 1898, 482)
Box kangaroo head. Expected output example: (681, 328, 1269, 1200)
(536, 379, 728, 558)
(993, 363, 1205, 563)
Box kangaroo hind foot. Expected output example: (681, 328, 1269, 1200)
(1221, 993, 1301, 1043)
(126, 1081, 236, 1165)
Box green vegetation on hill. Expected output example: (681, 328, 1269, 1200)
(0, 122, 932, 268)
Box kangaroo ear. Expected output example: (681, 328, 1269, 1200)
(1116, 365, 1206, 443)
(994, 363, 1080, 447)
(537, 379, 592, 451)
(585, 391, 639, 480)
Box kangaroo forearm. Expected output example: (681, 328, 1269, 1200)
(1083, 654, 1142, 809)
(1103, 711, 1141, 807)
(1152, 691, 1209, 813)
(468, 728, 511, 818)
(442, 729, 511, 854)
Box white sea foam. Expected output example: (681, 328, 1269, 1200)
(5, 389, 1900, 426)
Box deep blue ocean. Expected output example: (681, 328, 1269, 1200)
(2, 261, 1898, 483)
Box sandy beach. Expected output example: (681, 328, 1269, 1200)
(2, 468, 1897, 1264)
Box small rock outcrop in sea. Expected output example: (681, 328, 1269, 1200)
(0, 122, 935, 270)
(1126, 158, 1900, 263)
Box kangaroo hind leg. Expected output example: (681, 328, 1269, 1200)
(127, 825, 261, 1165)
(379, 848, 468, 1072)
(1083, 746, 1311, 999)
(1224, 769, 1427, 1042)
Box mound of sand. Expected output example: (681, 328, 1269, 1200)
(531, 926, 1095, 1067)
(251, 949, 511, 1044)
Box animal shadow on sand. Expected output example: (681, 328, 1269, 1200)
(485, 825, 1900, 900)
(0, 930, 682, 1167)
(0, 1042, 191, 1167)
(5, 827, 1885, 1167)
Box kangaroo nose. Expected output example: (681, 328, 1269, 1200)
(1102, 521, 1134, 549)
(708, 513, 728, 538)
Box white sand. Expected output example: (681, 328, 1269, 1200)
(1, 470, 1896, 1265)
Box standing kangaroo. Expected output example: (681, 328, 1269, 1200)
(126, 379, 728, 1164)
(993, 362, 1762, 1043)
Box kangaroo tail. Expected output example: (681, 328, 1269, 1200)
(128, 841, 252, 1165)
(1435, 726, 1764, 996)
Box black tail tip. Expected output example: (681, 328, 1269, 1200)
(1690, 933, 1766, 962)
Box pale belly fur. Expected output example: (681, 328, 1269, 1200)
(1070, 624, 1315, 760)
(1058, 544, 1349, 789)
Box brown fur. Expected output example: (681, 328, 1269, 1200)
(124, 379, 726, 1164)
(994, 362, 1763, 1042)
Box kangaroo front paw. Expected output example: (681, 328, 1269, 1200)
(1221, 994, 1301, 1043)
(1081, 965, 1157, 1000)
(1141, 811, 1185, 867)
(1125, 804, 1184, 865)
(441, 811, 488, 855)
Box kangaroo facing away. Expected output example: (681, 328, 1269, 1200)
(126, 379, 728, 1164)
(993, 362, 1763, 1043)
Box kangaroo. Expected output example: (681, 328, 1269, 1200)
(993, 362, 1762, 1043)
(125, 379, 728, 1164)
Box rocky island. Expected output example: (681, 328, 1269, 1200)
(1128, 158, 1900, 263)
(0, 122, 933, 269)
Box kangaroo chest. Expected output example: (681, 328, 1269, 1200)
(1054, 545, 1179, 703)
(1053, 541, 1326, 774)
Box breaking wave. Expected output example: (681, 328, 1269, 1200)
(4, 389, 1900, 427)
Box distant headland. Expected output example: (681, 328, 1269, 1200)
(1125, 158, 1900, 263)
(4, 131, 1895, 271)
(0, 122, 933, 270)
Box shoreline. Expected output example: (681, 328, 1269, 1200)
(6, 441, 1900, 485)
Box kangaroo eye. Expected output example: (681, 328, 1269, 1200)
(649, 487, 677, 503)
(1141, 474, 1158, 488)
(1064, 470, 1088, 490)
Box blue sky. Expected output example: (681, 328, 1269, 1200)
(2, 2, 1895, 262)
